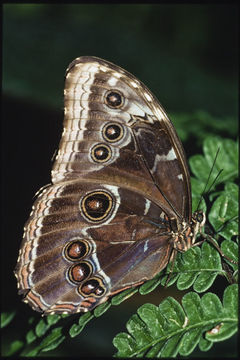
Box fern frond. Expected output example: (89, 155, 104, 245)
(113, 284, 238, 358)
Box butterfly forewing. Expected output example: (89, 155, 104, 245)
(15, 56, 195, 315)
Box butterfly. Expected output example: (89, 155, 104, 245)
(14, 56, 205, 315)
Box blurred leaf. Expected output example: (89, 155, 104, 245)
(171, 112, 237, 143)
(189, 137, 238, 187)
(39, 327, 65, 353)
(26, 329, 37, 344)
(190, 177, 207, 212)
(35, 318, 50, 337)
(1, 310, 16, 328)
(4, 340, 24, 356)
(46, 314, 61, 325)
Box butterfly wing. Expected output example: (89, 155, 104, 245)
(53, 56, 192, 221)
(16, 182, 173, 314)
(15, 56, 191, 314)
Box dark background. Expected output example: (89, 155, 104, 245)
(1, 3, 238, 357)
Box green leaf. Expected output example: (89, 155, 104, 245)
(189, 137, 238, 187)
(35, 318, 50, 337)
(198, 337, 213, 352)
(209, 183, 239, 240)
(223, 284, 238, 317)
(69, 311, 94, 338)
(159, 297, 185, 329)
(113, 285, 238, 358)
(179, 328, 202, 355)
(181, 292, 202, 322)
(137, 303, 164, 338)
(205, 323, 237, 342)
(193, 242, 222, 292)
(193, 272, 218, 293)
(161, 242, 224, 293)
(189, 154, 210, 185)
(139, 274, 162, 295)
(46, 313, 61, 325)
(160, 334, 182, 357)
(39, 326, 65, 353)
(93, 301, 112, 317)
(113, 332, 137, 357)
(203, 137, 238, 183)
(201, 293, 223, 319)
(126, 314, 152, 346)
(111, 287, 138, 305)
(4, 340, 24, 356)
(78, 311, 94, 327)
(23, 347, 41, 357)
(0, 310, 16, 328)
(26, 329, 37, 344)
(221, 240, 238, 271)
(209, 190, 238, 237)
(69, 323, 84, 338)
(145, 340, 165, 357)
(190, 177, 207, 213)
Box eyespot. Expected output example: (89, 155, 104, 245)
(68, 262, 92, 284)
(79, 277, 106, 297)
(80, 191, 113, 222)
(105, 90, 124, 108)
(91, 143, 112, 163)
(102, 122, 124, 143)
(64, 239, 90, 261)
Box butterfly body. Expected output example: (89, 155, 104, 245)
(15, 57, 204, 315)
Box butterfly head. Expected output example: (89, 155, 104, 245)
(191, 210, 206, 243)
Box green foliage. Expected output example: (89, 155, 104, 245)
(113, 285, 238, 357)
(171, 111, 237, 143)
(3, 5, 238, 117)
(190, 136, 238, 212)
(24, 327, 65, 356)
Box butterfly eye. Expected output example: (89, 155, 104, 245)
(68, 262, 92, 283)
(102, 122, 124, 143)
(80, 191, 113, 222)
(64, 239, 89, 261)
(80, 278, 106, 297)
(105, 90, 124, 108)
(91, 143, 112, 163)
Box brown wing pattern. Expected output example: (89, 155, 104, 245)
(15, 56, 192, 314)
(53, 56, 191, 221)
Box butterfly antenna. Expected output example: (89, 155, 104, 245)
(196, 147, 221, 211)
(205, 168, 223, 195)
